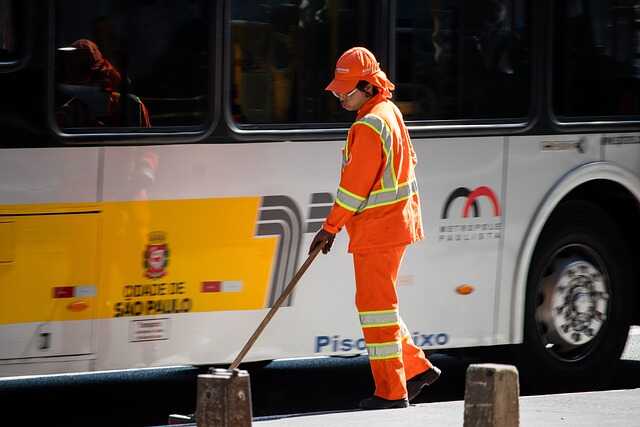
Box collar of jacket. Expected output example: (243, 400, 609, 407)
(356, 92, 388, 120)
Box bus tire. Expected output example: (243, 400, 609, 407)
(521, 200, 632, 386)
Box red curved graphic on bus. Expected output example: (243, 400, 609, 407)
(463, 186, 501, 217)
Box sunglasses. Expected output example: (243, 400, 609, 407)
(331, 87, 359, 99)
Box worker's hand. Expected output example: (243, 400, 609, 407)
(309, 229, 336, 255)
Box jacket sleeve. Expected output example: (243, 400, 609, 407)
(323, 123, 383, 234)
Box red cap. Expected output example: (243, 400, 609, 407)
(325, 47, 395, 98)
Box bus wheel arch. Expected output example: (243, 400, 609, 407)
(512, 163, 640, 343)
(521, 198, 632, 383)
(561, 179, 640, 328)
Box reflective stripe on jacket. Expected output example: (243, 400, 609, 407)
(323, 93, 424, 253)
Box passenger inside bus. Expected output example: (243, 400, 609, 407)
(55, 39, 151, 128)
(0, 0, 15, 59)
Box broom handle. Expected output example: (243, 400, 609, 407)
(229, 244, 324, 370)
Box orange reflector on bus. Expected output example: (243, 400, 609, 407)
(67, 301, 89, 312)
(456, 284, 475, 295)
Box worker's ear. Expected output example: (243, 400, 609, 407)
(364, 83, 374, 98)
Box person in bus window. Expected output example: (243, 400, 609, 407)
(0, 0, 15, 57)
(309, 47, 441, 410)
(56, 39, 151, 128)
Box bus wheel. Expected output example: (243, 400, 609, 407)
(522, 200, 631, 386)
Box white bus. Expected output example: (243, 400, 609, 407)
(1, 0, 638, 385)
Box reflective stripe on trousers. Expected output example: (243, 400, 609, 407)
(359, 309, 400, 329)
(367, 341, 402, 360)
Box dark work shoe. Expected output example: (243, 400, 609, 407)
(407, 366, 442, 401)
(358, 395, 409, 410)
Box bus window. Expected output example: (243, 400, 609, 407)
(230, 0, 380, 125)
(394, 0, 530, 121)
(54, 1, 210, 130)
(0, 0, 17, 61)
(554, 0, 640, 118)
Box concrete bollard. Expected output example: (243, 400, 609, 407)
(196, 369, 252, 427)
(463, 363, 519, 427)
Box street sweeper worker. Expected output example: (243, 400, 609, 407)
(308, 46, 441, 411)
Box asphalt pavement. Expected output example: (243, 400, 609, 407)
(252, 327, 640, 426)
(254, 327, 640, 427)
(254, 388, 640, 426)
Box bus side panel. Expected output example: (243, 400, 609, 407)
(0, 213, 99, 359)
(0, 148, 101, 364)
(92, 138, 506, 371)
(404, 136, 505, 348)
(0, 148, 100, 206)
(498, 134, 601, 344)
(95, 143, 353, 370)
(602, 134, 640, 174)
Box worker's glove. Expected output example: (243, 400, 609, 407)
(309, 229, 336, 255)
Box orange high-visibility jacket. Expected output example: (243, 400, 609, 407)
(323, 93, 424, 253)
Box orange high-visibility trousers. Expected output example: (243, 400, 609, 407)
(353, 246, 433, 400)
